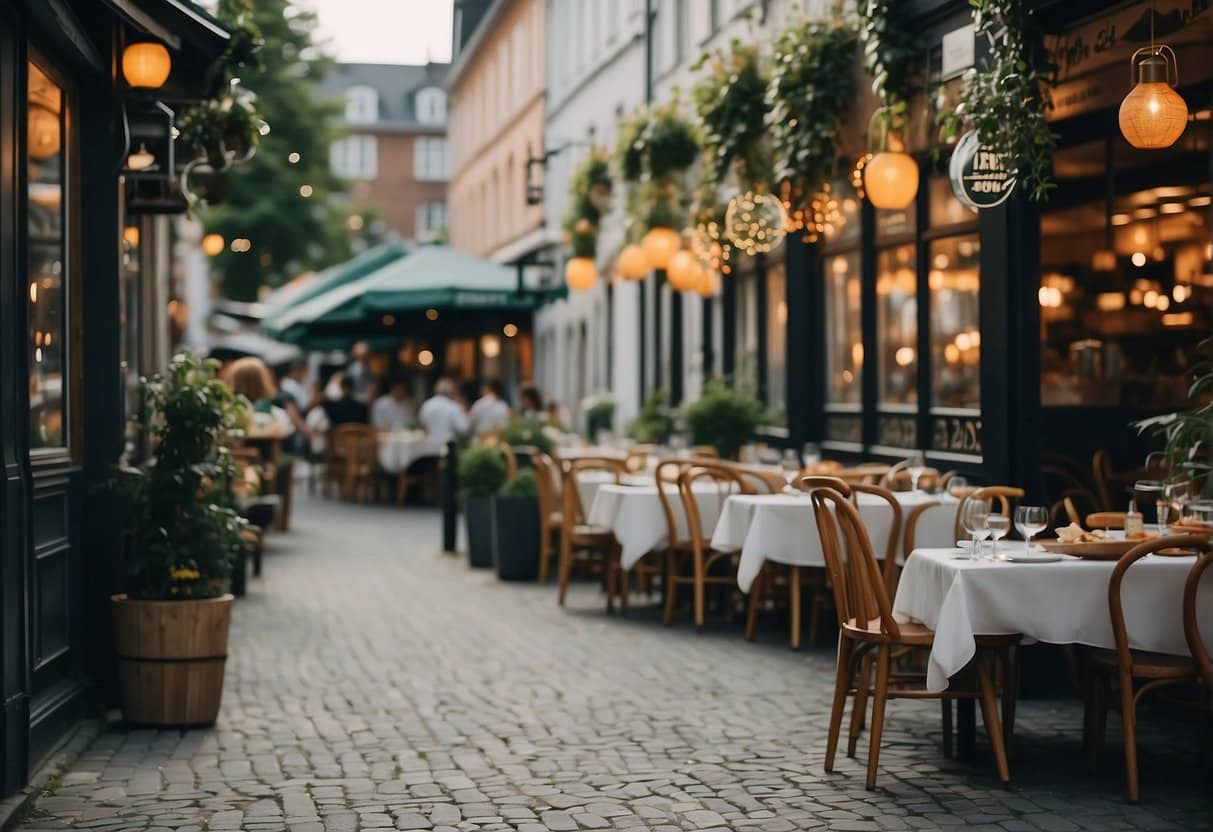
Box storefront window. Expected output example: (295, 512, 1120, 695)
(766, 260, 787, 419)
(877, 245, 916, 405)
(735, 271, 758, 391)
(929, 235, 980, 410)
(825, 251, 861, 404)
(28, 61, 67, 450)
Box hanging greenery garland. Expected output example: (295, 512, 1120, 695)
(766, 16, 856, 241)
(691, 39, 771, 187)
(563, 150, 612, 259)
(936, 0, 1057, 202)
(614, 98, 699, 233)
(857, 0, 919, 112)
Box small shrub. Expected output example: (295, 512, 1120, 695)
(684, 381, 764, 460)
(498, 469, 539, 499)
(457, 445, 509, 497)
(628, 389, 674, 445)
(502, 416, 555, 454)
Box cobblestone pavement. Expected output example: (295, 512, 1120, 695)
(19, 494, 1213, 831)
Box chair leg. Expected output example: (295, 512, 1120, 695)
(976, 657, 1011, 783)
(663, 552, 679, 626)
(848, 651, 872, 758)
(605, 551, 617, 614)
(396, 475, 407, 505)
(942, 699, 954, 758)
(865, 645, 892, 790)
(557, 537, 573, 607)
(789, 565, 802, 650)
(824, 637, 853, 773)
(693, 555, 706, 632)
(1119, 670, 1140, 802)
(744, 569, 765, 641)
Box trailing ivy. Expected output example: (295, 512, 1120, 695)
(692, 39, 771, 186)
(856, 0, 919, 110)
(766, 17, 855, 237)
(937, 0, 1057, 202)
(563, 150, 612, 259)
(614, 98, 699, 231)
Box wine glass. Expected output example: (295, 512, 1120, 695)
(960, 497, 991, 559)
(907, 450, 926, 492)
(1165, 479, 1190, 530)
(987, 512, 1010, 560)
(947, 475, 969, 500)
(802, 442, 822, 467)
(781, 449, 801, 494)
(1014, 505, 1048, 555)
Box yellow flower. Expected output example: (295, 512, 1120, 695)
(169, 566, 201, 582)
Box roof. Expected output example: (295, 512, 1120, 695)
(446, 0, 508, 89)
(318, 62, 450, 128)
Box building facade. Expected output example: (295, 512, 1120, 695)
(319, 63, 451, 242)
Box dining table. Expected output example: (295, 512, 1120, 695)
(377, 430, 445, 475)
(711, 490, 961, 592)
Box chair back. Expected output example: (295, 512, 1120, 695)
(728, 463, 786, 494)
(1086, 511, 1126, 530)
(850, 483, 904, 593)
(655, 459, 693, 550)
(807, 484, 901, 640)
(531, 452, 560, 523)
(691, 445, 719, 459)
(678, 464, 746, 548)
(560, 457, 627, 527)
(482, 438, 519, 478)
(1092, 449, 1117, 511)
(625, 445, 658, 472)
(955, 485, 1025, 540)
(334, 424, 376, 465)
(880, 464, 941, 492)
(1109, 535, 1212, 675)
(1184, 548, 1213, 687)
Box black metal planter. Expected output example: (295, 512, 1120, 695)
(491, 496, 540, 581)
(465, 496, 494, 568)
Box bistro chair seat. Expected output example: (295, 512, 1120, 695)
(570, 522, 613, 540)
(557, 457, 628, 611)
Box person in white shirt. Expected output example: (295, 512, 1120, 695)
(468, 380, 512, 437)
(278, 361, 311, 411)
(370, 378, 415, 432)
(418, 377, 469, 444)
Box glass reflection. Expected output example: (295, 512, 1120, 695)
(877, 245, 917, 404)
(766, 261, 787, 421)
(826, 251, 862, 404)
(929, 235, 980, 410)
(28, 61, 66, 450)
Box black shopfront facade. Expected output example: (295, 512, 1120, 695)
(0, 0, 227, 796)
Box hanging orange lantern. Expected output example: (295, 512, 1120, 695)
(641, 227, 681, 270)
(695, 268, 719, 298)
(863, 109, 918, 210)
(122, 42, 172, 90)
(201, 233, 225, 256)
(1119, 45, 1188, 150)
(565, 256, 597, 290)
(666, 250, 701, 292)
(617, 244, 650, 280)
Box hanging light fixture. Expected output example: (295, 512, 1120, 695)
(666, 250, 701, 292)
(126, 142, 155, 171)
(122, 42, 172, 90)
(1120, 45, 1188, 149)
(723, 190, 787, 256)
(565, 256, 597, 290)
(617, 244, 650, 280)
(201, 233, 225, 256)
(641, 227, 682, 270)
(695, 268, 719, 299)
(863, 109, 918, 210)
(27, 104, 60, 159)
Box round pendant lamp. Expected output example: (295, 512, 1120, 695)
(122, 42, 172, 90)
(641, 227, 682, 270)
(863, 109, 918, 210)
(666, 250, 701, 292)
(617, 244, 650, 280)
(696, 268, 719, 298)
(1119, 46, 1188, 150)
(201, 233, 225, 257)
(565, 256, 597, 291)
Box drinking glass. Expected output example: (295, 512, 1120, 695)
(987, 513, 1010, 559)
(960, 497, 991, 559)
(1133, 479, 1165, 526)
(947, 475, 969, 500)
(803, 442, 822, 467)
(1165, 479, 1190, 530)
(1014, 505, 1048, 555)
(669, 433, 688, 453)
(907, 451, 926, 492)
(782, 449, 801, 494)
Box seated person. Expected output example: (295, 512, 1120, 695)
(418, 378, 469, 444)
(371, 379, 415, 432)
(468, 380, 511, 437)
(322, 375, 369, 427)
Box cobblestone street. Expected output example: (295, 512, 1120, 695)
(19, 494, 1213, 832)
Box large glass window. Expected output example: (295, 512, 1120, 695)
(28, 60, 67, 450)
(825, 251, 861, 404)
(928, 235, 981, 410)
(734, 272, 758, 391)
(766, 260, 787, 419)
(877, 244, 916, 405)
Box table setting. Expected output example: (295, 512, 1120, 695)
(377, 429, 445, 474)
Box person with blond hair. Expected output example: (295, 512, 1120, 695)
(223, 356, 297, 440)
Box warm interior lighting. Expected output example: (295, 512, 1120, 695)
(666, 251, 701, 292)
(299, 184, 313, 198)
(1163, 312, 1195, 327)
(1038, 286, 1064, 308)
(1096, 292, 1126, 311)
(1111, 213, 1132, 226)
(617, 244, 650, 280)
(1119, 46, 1189, 150)
(1159, 202, 1185, 214)
(1155, 295, 1170, 311)
(426, 308, 439, 321)
(1173, 284, 1189, 302)
(123, 226, 140, 248)
(1131, 251, 1147, 267)
(1189, 195, 1212, 207)
(696, 269, 719, 298)
(382, 314, 395, 326)
(503, 323, 518, 337)
(417, 349, 434, 366)
(127, 143, 155, 171)
(1091, 250, 1117, 272)
(122, 42, 172, 89)
(27, 104, 60, 159)
(641, 227, 682, 270)
(864, 150, 919, 210)
(1143, 289, 1159, 307)
(894, 347, 915, 367)
(565, 256, 597, 290)
(201, 233, 224, 256)
(481, 335, 501, 358)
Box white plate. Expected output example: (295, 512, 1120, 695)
(1003, 551, 1065, 563)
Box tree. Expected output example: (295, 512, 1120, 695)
(203, 0, 352, 301)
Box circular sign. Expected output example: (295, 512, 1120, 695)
(949, 131, 1016, 210)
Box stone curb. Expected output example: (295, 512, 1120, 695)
(0, 718, 103, 831)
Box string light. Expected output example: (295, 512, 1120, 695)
(723, 190, 787, 256)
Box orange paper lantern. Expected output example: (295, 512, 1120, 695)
(122, 42, 172, 89)
(565, 256, 597, 291)
(864, 151, 919, 209)
(617, 244, 650, 280)
(201, 233, 225, 256)
(1119, 49, 1188, 150)
(641, 227, 681, 270)
(666, 251, 701, 292)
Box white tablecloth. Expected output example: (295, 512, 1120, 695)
(893, 548, 1213, 692)
(556, 446, 628, 460)
(712, 491, 959, 593)
(575, 471, 651, 514)
(587, 482, 735, 570)
(377, 431, 445, 474)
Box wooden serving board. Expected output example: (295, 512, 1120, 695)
(1039, 540, 1140, 560)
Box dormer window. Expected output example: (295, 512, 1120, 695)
(415, 86, 446, 126)
(345, 85, 379, 125)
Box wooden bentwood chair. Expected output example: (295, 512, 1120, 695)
(807, 483, 1016, 789)
(557, 457, 628, 610)
(1084, 535, 1211, 802)
(530, 451, 563, 584)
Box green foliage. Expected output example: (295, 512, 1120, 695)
(1136, 338, 1213, 494)
(503, 417, 555, 455)
(112, 353, 250, 601)
(684, 381, 764, 461)
(766, 17, 856, 203)
(564, 150, 611, 259)
(202, 0, 355, 301)
(692, 40, 770, 185)
(498, 469, 540, 499)
(936, 0, 1056, 202)
(177, 87, 263, 166)
(457, 445, 509, 498)
(628, 390, 675, 445)
(615, 101, 700, 184)
(857, 0, 919, 110)
(583, 395, 616, 437)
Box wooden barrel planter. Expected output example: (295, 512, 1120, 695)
(111, 594, 233, 726)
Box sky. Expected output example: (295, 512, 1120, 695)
(304, 0, 454, 65)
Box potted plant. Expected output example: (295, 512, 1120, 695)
(1136, 337, 1213, 495)
(684, 380, 765, 460)
(502, 416, 555, 456)
(457, 444, 509, 568)
(110, 353, 249, 726)
(582, 392, 616, 440)
(492, 469, 541, 581)
(628, 389, 675, 445)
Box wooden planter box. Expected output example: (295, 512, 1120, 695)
(111, 594, 233, 726)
